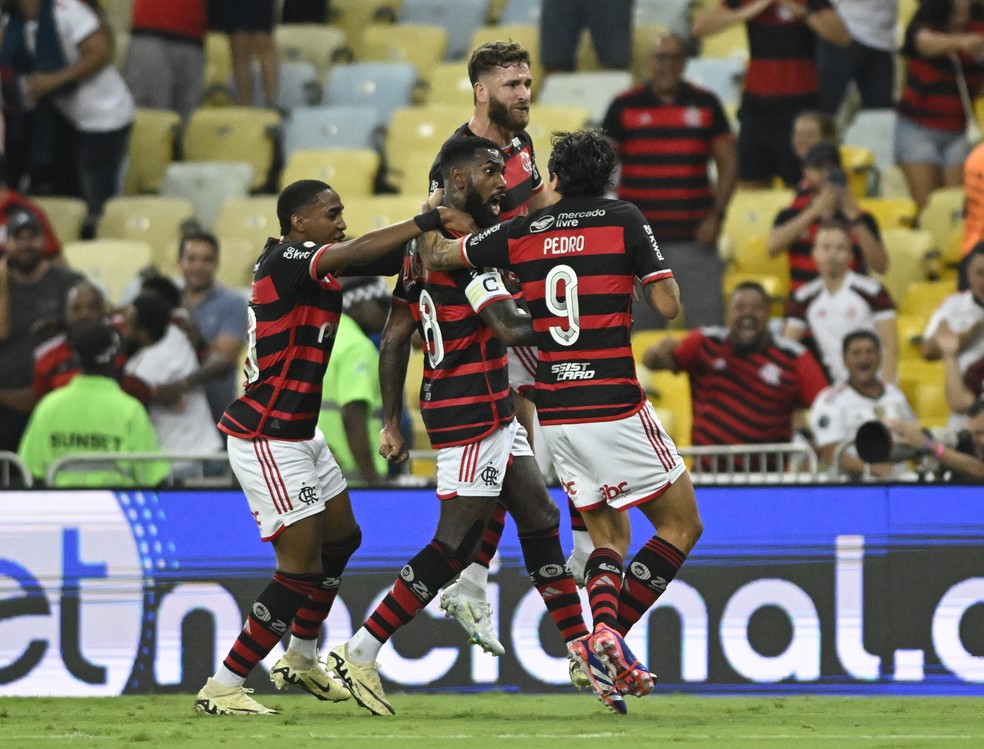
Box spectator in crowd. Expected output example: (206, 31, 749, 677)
(215, 0, 277, 107)
(317, 279, 389, 486)
(817, 0, 898, 114)
(922, 242, 984, 431)
(791, 109, 838, 165)
(0, 210, 82, 451)
(935, 323, 984, 415)
(539, 0, 632, 74)
(887, 397, 984, 481)
(644, 281, 828, 469)
(768, 141, 887, 293)
(692, 0, 850, 188)
(601, 31, 737, 329)
(0, 0, 135, 235)
(896, 0, 984, 210)
(121, 289, 224, 459)
(810, 329, 916, 478)
(0, 155, 60, 258)
(123, 0, 207, 120)
(154, 231, 248, 425)
(964, 141, 984, 256)
(31, 279, 153, 403)
(784, 220, 898, 383)
(18, 319, 169, 487)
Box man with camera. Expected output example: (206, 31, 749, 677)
(886, 400, 984, 483)
(767, 141, 887, 293)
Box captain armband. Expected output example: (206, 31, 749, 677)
(465, 270, 510, 312)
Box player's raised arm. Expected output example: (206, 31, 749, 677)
(377, 297, 416, 464)
(417, 229, 472, 273)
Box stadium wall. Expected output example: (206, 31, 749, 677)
(1, 486, 982, 696)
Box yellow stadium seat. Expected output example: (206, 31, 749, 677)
(339, 195, 427, 236)
(32, 196, 87, 246)
(918, 187, 965, 252)
(840, 144, 875, 199)
(422, 62, 474, 106)
(630, 329, 686, 364)
(203, 32, 233, 103)
(275, 24, 350, 76)
(97, 196, 195, 275)
(63, 239, 153, 306)
(857, 196, 918, 230)
(183, 107, 281, 190)
(525, 104, 592, 167)
(898, 360, 948, 428)
(279, 149, 380, 197)
(213, 196, 280, 258)
(730, 236, 788, 278)
(646, 369, 692, 447)
(394, 150, 444, 196)
(722, 271, 787, 317)
(898, 279, 958, 318)
(123, 108, 181, 195)
(895, 312, 928, 362)
(698, 21, 749, 61)
(719, 188, 794, 262)
(875, 228, 933, 302)
(356, 23, 448, 90)
(384, 104, 471, 191)
(331, 0, 404, 49)
(215, 237, 261, 290)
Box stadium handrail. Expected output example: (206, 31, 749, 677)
(0, 451, 33, 488)
(46, 452, 232, 488)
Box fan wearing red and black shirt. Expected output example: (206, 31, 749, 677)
(194, 180, 475, 717)
(644, 280, 828, 470)
(419, 129, 702, 707)
(692, 0, 849, 188)
(330, 136, 593, 716)
(768, 141, 887, 293)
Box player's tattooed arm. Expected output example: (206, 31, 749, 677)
(378, 300, 416, 464)
(480, 299, 535, 347)
(416, 230, 469, 272)
(642, 276, 682, 321)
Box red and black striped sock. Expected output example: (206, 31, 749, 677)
(519, 526, 589, 643)
(584, 548, 623, 630)
(568, 497, 587, 533)
(616, 535, 686, 635)
(291, 528, 362, 641)
(365, 540, 462, 644)
(474, 503, 507, 568)
(222, 570, 318, 678)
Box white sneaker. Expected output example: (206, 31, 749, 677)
(194, 677, 279, 715)
(328, 643, 395, 716)
(270, 649, 351, 702)
(566, 551, 587, 588)
(439, 582, 505, 656)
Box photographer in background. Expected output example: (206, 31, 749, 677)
(886, 398, 984, 482)
(768, 141, 887, 294)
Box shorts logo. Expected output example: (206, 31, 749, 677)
(321, 576, 341, 589)
(601, 482, 629, 500)
(629, 562, 651, 581)
(480, 464, 499, 486)
(400, 564, 414, 582)
(252, 602, 271, 622)
(530, 215, 556, 233)
(561, 479, 577, 496)
(539, 563, 565, 578)
(298, 485, 319, 505)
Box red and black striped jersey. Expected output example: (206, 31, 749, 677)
(899, 19, 984, 133)
(429, 124, 544, 221)
(725, 0, 833, 112)
(459, 197, 673, 425)
(672, 326, 828, 451)
(220, 238, 344, 441)
(773, 188, 881, 292)
(395, 240, 515, 448)
(601, 81, 733, 240)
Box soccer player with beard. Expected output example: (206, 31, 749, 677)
(193, 181, 474, 716)
(418, 130, 703, 712)
(328, 136, 606, 716)
(427, 40, 595, 655)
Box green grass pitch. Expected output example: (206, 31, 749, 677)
(1, 694, 983, 749)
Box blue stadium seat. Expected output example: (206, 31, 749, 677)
(283, 105, 383, 158)
(399, 0, 491, 61)
(323, 62, 418, 126)
(498, 0, 540, 25)
(635, 0, 692, 37)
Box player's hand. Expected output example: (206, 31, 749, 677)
(379, 423, 409, 464)
(437, 206, 479, 236)
(695, 213, 722, 248)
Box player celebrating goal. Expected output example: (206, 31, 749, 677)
(417, 130, 704, 712)
(194, 180, 473, 716)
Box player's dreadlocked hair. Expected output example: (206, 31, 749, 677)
(277, 179, 333, 234)
(467, 40, 531, 86)
(437, 135, 503, 181)
(547, 129, 617, 198)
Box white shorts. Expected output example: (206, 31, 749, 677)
(543, 402, 686, 512)
(507, 345, 538, 394)
(436, 418, 534, 500)
(227, 429, 347, 542)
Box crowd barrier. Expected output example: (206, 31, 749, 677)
(1, 485, 982, 697)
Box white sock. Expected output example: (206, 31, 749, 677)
(456, 562, 488, 597)
(571, 529, 593, 564)
(346, 627, 382, 665)
(288, 636, 317, 661)
(212, 664, 245, 688)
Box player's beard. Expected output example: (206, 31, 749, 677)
(488, 93, 527, 133)
(464, 188, 499, 229)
